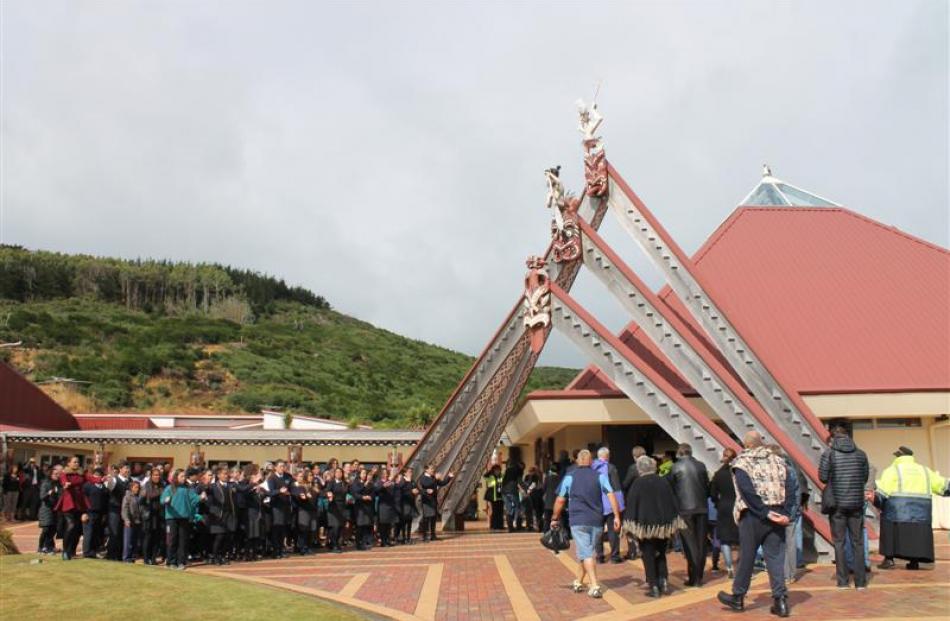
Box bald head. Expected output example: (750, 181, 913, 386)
(743, 431, 764, 449)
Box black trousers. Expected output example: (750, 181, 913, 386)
(82, 512, 105, 558)
(270, 524, 286, 555)
(421, 516, 437, 540)
(681, 513, 708, 584)
(212, 532, 232, 558)
(489, 500, 505, 530)
(107, 510, 123, 560)
(38, 524, 56, 552)
(327, 524, 342, 550)
(62, 512, 82, 558)
(167, 518, 192, 566)
(398, 516, 413, 541)
(832, 507, 867, 587)
(732, 513, 786, 598)
(378, 523, 392, 546)
(596, 514, 622, 560)
(142, 526, 162, 562)
(639, 538, 669, 586)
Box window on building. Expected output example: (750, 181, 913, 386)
(875, 418, 922, 428)
(850, 419, 874, 430)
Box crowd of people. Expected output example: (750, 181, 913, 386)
(4, 456, 454, 568)
(515, 426, 948, 617)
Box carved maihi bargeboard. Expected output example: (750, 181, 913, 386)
(522, 256, 551, 354)
(551, 196, 582, 263)
(584, 147, 608, 198)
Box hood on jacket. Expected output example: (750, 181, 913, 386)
(831, 436, 857, 453)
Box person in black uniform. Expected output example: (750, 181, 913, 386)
(37, 464, 62, 554)
(375, 468, 399, 547)
(292, 470, 317, 555)
(417, 464, 453, 542)
(238, 466, 265, 561)
(324, 467, 348, 553)
(82, 468, 109, 559)
(266, 460, 293, 558)
(105, 462, 131, 561)
(710, 448, 740, 578)
(397, 469, 418, 544)
(208, 466, 237, 565)
(351, 469, 375, 550)
(140, 468, 165, 565)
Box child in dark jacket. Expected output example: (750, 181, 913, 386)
(121, 480, 143, 562)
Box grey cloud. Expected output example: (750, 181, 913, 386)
(2, 1, 946, 367)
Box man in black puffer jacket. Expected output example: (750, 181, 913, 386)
(818, 425, 869, 589)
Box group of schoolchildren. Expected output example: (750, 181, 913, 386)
(29, 454, 454, 569)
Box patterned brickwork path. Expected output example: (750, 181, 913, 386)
(8, 521, 950, 621)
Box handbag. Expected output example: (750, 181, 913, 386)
(540, 524, 571, 554)
(820, 450, 836, 515)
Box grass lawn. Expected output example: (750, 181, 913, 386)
(0, 553, 370, 620)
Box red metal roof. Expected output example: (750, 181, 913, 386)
(557, 207, 950, 397)
(76, 416, 156, 430)
(0, 362, 79, 430)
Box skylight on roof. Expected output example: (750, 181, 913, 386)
(739, 165, 840, 207)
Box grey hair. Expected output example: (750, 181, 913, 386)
(636, 455, 657, 475)
(597, 447, 610, 459)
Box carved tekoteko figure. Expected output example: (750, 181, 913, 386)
(544, 166, 582, 263)
(577, 99, 607, 198)
(523, 256, 551, 354)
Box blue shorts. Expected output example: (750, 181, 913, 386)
(570, 524, 602, 562)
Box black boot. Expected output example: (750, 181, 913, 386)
(770, 596, 789, 617)
(647, 585, 661, 598)
(717, 591, 744, 611)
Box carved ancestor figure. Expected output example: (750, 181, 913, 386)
(544, 166, 583, 263)
(577, 99, 608, 198)
(522, 256, 551, 354)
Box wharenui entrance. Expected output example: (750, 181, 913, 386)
(405, 102, 835, 549)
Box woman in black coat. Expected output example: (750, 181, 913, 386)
(37, 465, 62, 554)
(140, 468, 165, 565)
(417, 464, 453, 542)
(624, 455, 686, 598)
(351, 470, 376, 550)
(324, 468, 348, 553)
(207, 467, 237, 565)
(397, 470, 418, 544)
(237, 467, 265, 560)
(291, 470, 317, 555)
(709, 448, 739, 578)
(375, 469, 399, 547)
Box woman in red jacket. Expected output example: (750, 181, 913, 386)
(54, 456, 89, 560)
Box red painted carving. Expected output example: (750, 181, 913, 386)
(522, 256, 551, 354)
(552, 195, 582, 263)
(584, 148, 608, 197)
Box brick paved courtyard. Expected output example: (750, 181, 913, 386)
(9, 521, 949, 621)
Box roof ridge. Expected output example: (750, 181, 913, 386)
(835, 207, 950, 256)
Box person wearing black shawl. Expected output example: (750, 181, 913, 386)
(710, 448, 739, 578)
(623, 455, 686, 598)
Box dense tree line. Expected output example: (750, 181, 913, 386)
(0, 245, 329, 317)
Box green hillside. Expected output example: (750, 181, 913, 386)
(0, 246, 577, 427)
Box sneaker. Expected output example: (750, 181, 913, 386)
(856, 585, 868, 591)
(571, 580, 585, 593)
(587, 585, 604, 599)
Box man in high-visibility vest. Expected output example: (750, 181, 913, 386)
(869, 446, 950, 570)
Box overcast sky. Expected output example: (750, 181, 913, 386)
(2, 1, 947, 368)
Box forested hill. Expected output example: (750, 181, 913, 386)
(0, 246, 577, 428)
